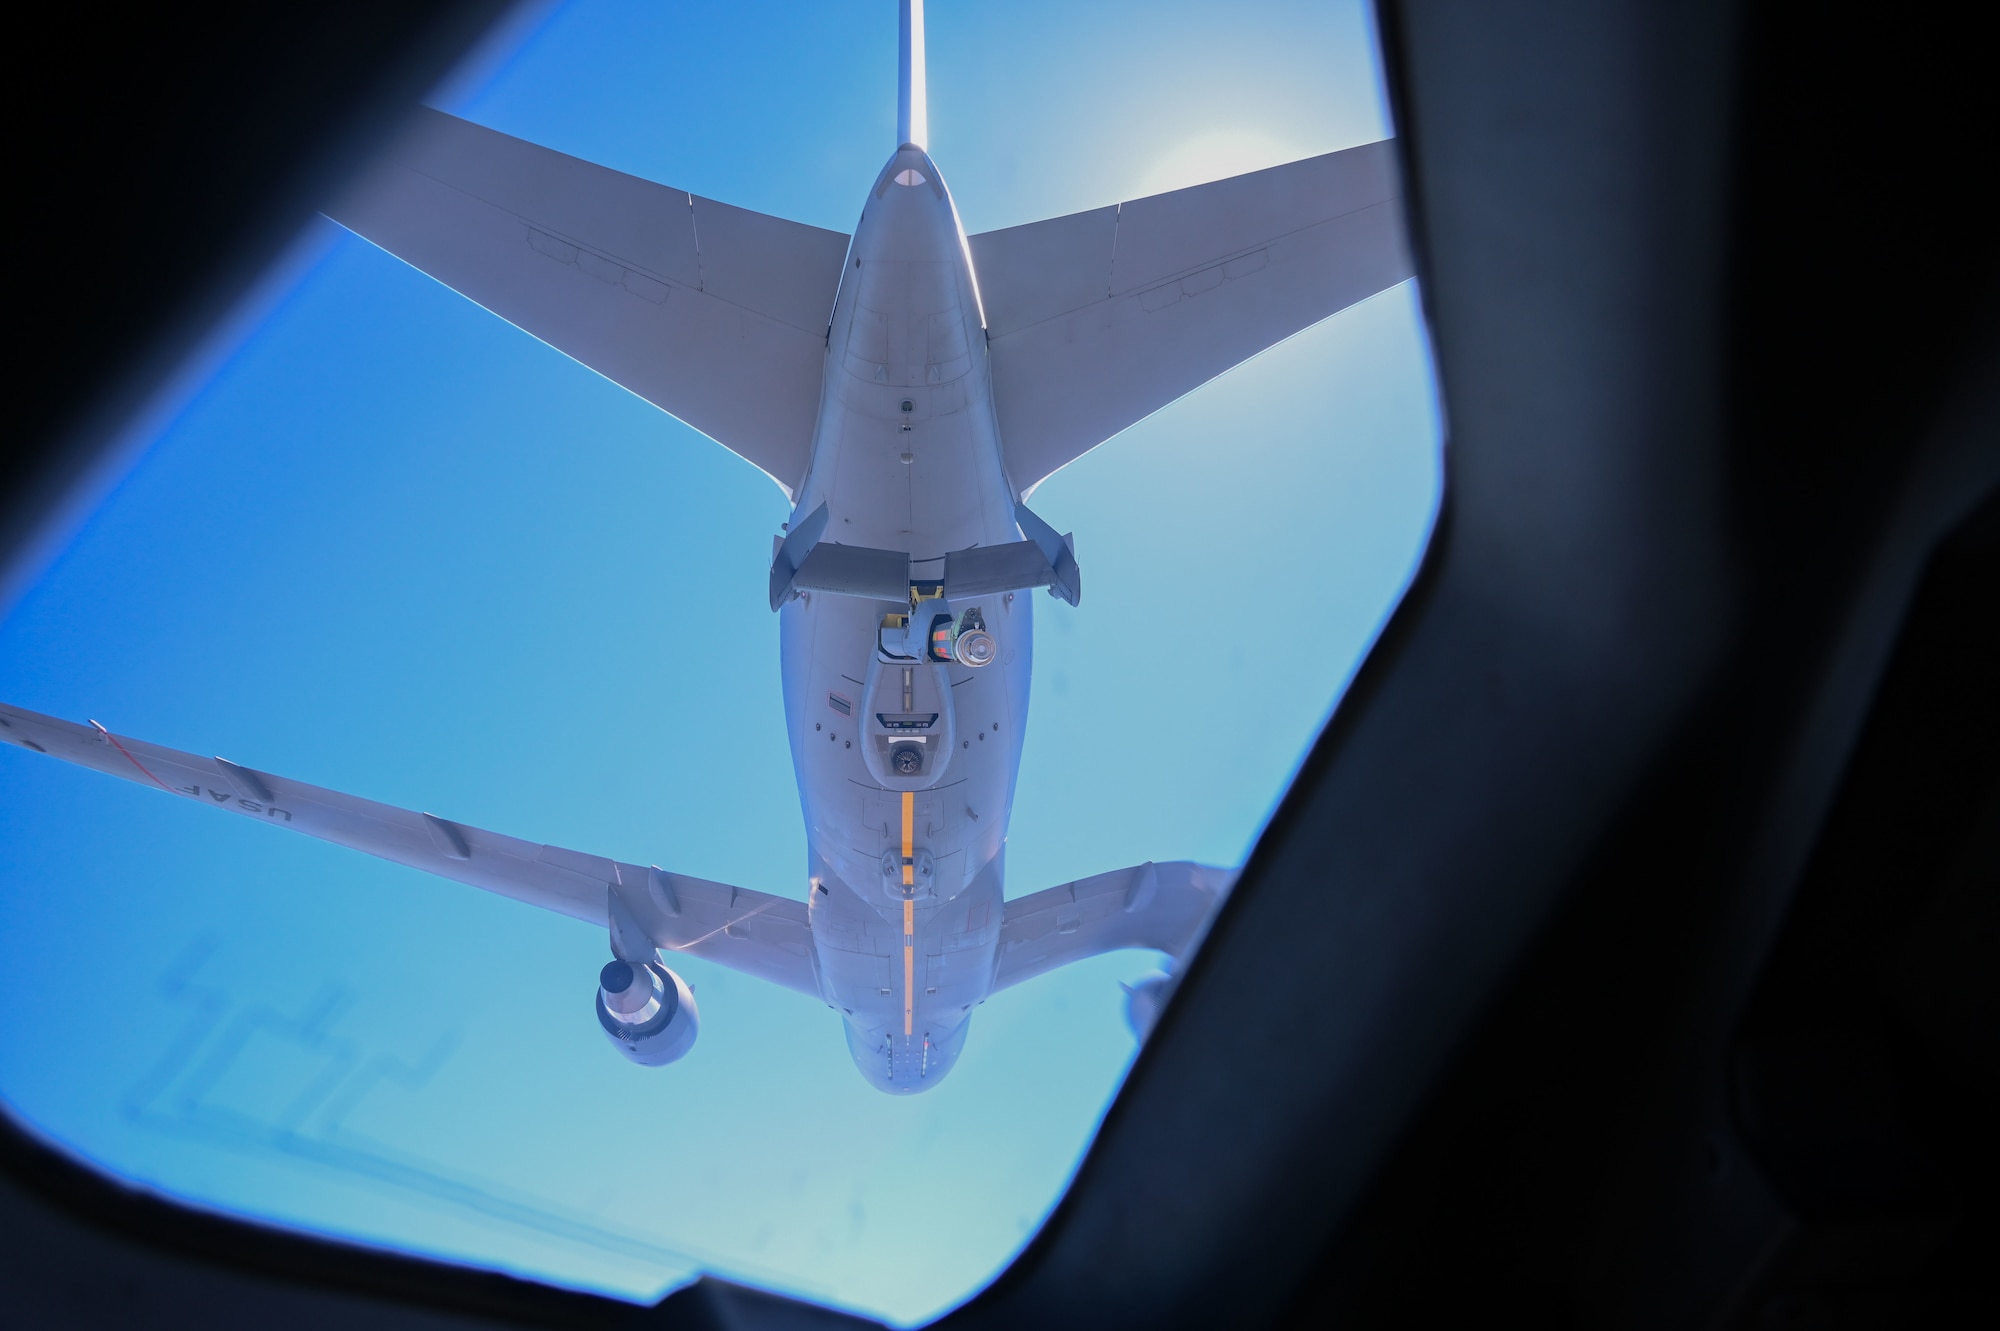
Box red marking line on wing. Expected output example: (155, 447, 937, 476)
(90, 720, 174, 793)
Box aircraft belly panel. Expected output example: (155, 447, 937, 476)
(778, 144, 1057, 1087)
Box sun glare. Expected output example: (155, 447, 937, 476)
(1134, 129, 1307, 197)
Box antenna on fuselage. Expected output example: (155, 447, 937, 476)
(898, 0, 928, 150)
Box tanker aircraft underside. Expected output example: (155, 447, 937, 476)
(0, 2, 1411, 1091)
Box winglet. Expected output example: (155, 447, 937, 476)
(898, 0, 927, 150)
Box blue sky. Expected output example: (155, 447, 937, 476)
(0, 1, 1438, 1323)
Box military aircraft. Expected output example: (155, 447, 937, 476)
(0, 1, 1408, 1092)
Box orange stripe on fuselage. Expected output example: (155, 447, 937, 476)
(901, 790, 914, 885)
(903, 897, 915, 1037)
(900, 791, 916, 1036)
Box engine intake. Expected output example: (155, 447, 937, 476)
(596, 959, 700, 1066)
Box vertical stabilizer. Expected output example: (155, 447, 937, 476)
(898, 0, 928, 149)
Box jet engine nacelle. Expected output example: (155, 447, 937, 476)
(596, 959, 699, 1066)
(1123, 970, 1177, 1042)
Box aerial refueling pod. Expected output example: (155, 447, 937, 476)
(596, 959, 700, 1066)
(944, 607, 996, 667)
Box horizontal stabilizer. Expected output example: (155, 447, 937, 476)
(971, 139, 1411, 492)
(328, 107, 850, 498)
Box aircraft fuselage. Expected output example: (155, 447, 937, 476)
(780, 145, 1030, 1092)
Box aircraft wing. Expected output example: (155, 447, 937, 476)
(0, 703, 822, 1000)
(326, 107, 851, 498)
(968, 139, 1412, 493)
(992, 860, 1236, 992)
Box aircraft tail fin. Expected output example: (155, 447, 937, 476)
(898, 0, 927, 149)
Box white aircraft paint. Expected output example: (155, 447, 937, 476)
(784, 133, 1030, 1090)
(1, 0, 1409, 1093)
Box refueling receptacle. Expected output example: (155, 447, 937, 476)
(881, 846, 935, 895)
